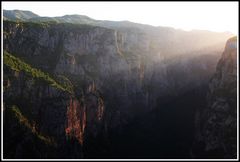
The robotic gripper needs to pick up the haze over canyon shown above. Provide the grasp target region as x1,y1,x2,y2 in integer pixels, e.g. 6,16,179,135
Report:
2,9,238,159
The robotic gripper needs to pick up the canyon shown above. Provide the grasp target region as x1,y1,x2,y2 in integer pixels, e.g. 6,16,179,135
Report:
3,10,237,159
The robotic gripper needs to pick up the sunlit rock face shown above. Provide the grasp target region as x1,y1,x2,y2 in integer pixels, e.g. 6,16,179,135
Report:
65,94,104,144
193,36,237,158
65,98,87,144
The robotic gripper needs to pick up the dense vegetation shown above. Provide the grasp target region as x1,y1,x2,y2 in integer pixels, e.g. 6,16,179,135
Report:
3,51,73,94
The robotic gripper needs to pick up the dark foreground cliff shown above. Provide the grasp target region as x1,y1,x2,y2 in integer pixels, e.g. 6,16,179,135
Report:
3,17,237,159
192,36,237,158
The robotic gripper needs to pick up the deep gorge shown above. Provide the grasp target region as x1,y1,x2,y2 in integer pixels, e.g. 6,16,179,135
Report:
3,10,237,159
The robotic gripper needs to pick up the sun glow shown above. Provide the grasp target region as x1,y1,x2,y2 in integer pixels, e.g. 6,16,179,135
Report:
2,1,238,34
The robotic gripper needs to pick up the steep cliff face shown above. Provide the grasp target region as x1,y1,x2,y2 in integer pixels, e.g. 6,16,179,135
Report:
193,36,237,158
65,86,105,145
3,20,227,119
3,19,235,158
3,51,104,158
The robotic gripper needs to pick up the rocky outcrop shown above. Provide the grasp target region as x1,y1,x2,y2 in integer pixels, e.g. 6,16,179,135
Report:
193,36,237,158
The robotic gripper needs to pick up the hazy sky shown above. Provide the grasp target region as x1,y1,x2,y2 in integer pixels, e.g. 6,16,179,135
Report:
2,1,238,34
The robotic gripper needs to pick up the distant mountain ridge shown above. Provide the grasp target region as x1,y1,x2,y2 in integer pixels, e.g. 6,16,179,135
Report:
3,9,234,59
3,9,39,21
3,9,234,35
